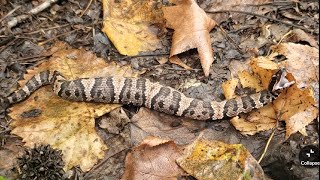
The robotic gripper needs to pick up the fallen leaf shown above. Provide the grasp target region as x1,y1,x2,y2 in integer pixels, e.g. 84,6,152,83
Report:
287,29,318,48
169,55,192,70
130,107,205,145
221,78,238,99
163,0,216,76
230,104,277,135
227,45,318,137
250,55,278,89
273,85,318,139
9,42,141,171
0,138,24,175
177,139,265,179
238,70,263,92
102,0,165,55
121,136,183,180
273,43,319,89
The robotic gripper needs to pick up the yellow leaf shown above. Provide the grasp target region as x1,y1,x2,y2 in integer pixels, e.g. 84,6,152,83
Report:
238,70,263,92
230,104,277,135
221,78,238,99
177,139,265,179
102,0,164,55
250,57,275,89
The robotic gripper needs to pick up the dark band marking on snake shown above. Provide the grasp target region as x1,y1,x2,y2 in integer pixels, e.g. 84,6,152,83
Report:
0,68,294,121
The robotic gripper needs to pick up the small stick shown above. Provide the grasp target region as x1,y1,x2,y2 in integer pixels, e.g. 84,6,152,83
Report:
206,10,318,34
80,0,93,18
0,5,21,23
258,128,276,163
0,0,59,33
216,24,243,54
38,29,78,45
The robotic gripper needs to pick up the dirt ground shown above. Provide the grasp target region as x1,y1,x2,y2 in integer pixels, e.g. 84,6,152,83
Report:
0,0,319,179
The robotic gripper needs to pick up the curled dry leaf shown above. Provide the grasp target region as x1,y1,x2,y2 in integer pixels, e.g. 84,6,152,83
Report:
9,42,141,171
102,0,165,55
177,139,265,179
121,136,183,180
163,0,216,76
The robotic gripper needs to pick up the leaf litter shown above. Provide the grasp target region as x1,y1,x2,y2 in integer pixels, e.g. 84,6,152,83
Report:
0,0,318,179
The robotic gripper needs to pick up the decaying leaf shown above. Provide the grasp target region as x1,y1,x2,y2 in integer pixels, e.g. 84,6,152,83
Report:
9,42,141,171
163,0,216,76
102,0,165,55
121,136,183,180
176,139,265,179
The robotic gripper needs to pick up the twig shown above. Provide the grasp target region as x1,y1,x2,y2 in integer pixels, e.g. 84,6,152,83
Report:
258,128,276,163
267,30,293,55
79,0,93,18
206,10,318,35
38,29,78,45
24,24,71,35
0,0,59,33
216,24,244,54
0,5,21,23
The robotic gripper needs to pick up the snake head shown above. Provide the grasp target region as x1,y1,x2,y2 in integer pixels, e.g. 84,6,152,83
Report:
268,68,295,92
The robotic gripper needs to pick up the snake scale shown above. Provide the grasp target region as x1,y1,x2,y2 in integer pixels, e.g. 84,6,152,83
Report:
0,68,294,120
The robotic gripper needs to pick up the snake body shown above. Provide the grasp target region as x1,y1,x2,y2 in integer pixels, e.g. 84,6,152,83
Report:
0,69,293,120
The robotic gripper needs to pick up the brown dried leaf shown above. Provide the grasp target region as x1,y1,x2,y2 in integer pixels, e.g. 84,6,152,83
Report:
250,55,278,89
177,139,265,179
0,139,24,173
274,43,319,89
163,0,216,76
102,0,165,55
287,29,318,48
130,107,203,145
273,85,318,139
121,137,183,180
9,42,141,171
230,104,277,135
169,56,192,70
